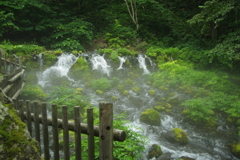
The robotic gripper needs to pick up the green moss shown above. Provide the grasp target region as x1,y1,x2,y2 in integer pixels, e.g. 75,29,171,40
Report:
0,103,40,159
147,144,163,159
172,128,188,144
132,86,140,93
148,90,156,96
122,90,129,96
68,57,90,80
154,105,165,112
96,90,103,95
231,142,240,158
112,96,118,101
140,108,161,126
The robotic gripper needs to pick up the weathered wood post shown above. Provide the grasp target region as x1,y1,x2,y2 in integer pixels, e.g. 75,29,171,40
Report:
62,105,70,160
33,101,41,149
26,100,32,136
87,108,94,160
99,101,113,160
74,106,81,160
52,104,59,160
42,102,50,160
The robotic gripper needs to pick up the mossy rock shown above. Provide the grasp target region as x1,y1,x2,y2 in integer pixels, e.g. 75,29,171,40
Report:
124,78,136,87
96,90,103,95
230,142,240,158
148,90,156,96
132,86,140,93
117,85,125,92
68,57,90,80
112,96,118,101
147,144,163,159
172,128,188,144
140,108,161,126
26,73,38,85
159,86,169,91
75,88,83,95
22,84,47,100
0,100,41,160
122,90,129,96
154,105,165,112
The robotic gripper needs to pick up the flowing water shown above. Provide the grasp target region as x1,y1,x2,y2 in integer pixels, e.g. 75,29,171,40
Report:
33,52,239,160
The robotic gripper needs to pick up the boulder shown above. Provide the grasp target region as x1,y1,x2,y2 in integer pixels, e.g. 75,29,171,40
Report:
0,95,41,160
147,144,163,159
140,108,161,126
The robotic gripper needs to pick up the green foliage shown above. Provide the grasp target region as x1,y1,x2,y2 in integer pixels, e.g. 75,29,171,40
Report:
105,19,138,48
73,111,148,159
22,84,47,100
91,78,111,91
181,98,215,123
49,86,91,118
150,61,237,94
50,19,93,51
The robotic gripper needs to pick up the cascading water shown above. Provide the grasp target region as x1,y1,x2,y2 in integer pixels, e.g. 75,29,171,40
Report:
37,53,78,87
138,54,150,75
117,56,126,70
32,52,239,160
90,54,112,76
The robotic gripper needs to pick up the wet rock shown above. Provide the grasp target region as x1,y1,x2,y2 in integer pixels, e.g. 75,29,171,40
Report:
140,108,161,126
147,144,163,159
0,94,41,160
230,142,240,158
165,128,188,144
156,152,171,160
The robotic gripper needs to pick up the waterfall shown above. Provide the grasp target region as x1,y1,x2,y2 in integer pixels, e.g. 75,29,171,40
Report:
90,54,111,76
138,54,150,74
38,53,78,87
117,56,126,70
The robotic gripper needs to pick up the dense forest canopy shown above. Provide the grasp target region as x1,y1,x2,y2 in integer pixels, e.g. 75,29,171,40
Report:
0,0,240,71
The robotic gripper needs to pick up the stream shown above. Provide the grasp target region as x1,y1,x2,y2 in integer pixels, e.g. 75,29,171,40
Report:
29,52,239,160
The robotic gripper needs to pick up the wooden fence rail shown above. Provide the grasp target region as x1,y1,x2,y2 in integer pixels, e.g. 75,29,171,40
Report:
15,100,126,160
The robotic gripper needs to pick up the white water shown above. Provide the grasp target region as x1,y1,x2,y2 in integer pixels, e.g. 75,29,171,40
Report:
90,54,112,76
117,56,126,70
138,54,150,75
35,53,239,160
37,53,78,87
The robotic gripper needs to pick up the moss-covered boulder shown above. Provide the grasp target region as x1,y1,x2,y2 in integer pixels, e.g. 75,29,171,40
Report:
96,90,103,95
140,108,161,126
147,144,163,159
0,95,41,160
68,57,90,80
171,128,188,144
22,84,47,100
148,90,156,96
230,142,240,158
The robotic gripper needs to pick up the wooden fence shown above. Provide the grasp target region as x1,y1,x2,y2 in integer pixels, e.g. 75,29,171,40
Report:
0,56,25,101
15,100,126,160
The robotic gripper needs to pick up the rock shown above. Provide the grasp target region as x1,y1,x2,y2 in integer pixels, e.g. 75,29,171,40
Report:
156,152,171,160
230,142,240,158
140,108,161,126
0,94,41,160
147,144,163,159
165,128,188,144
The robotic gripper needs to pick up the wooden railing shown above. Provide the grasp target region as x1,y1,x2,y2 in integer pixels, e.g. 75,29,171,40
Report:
15,100,126,160
0,56,25,101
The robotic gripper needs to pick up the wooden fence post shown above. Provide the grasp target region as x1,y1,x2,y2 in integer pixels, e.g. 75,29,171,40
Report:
87,108,94,160
74,106,81,160
52,104,59,160
42,102,50,160
99,101,113,160
26,100,32,136
33,101,41,150
62,105,70,160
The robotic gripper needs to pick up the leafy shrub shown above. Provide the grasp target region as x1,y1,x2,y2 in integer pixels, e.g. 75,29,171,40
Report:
91,78,111,91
